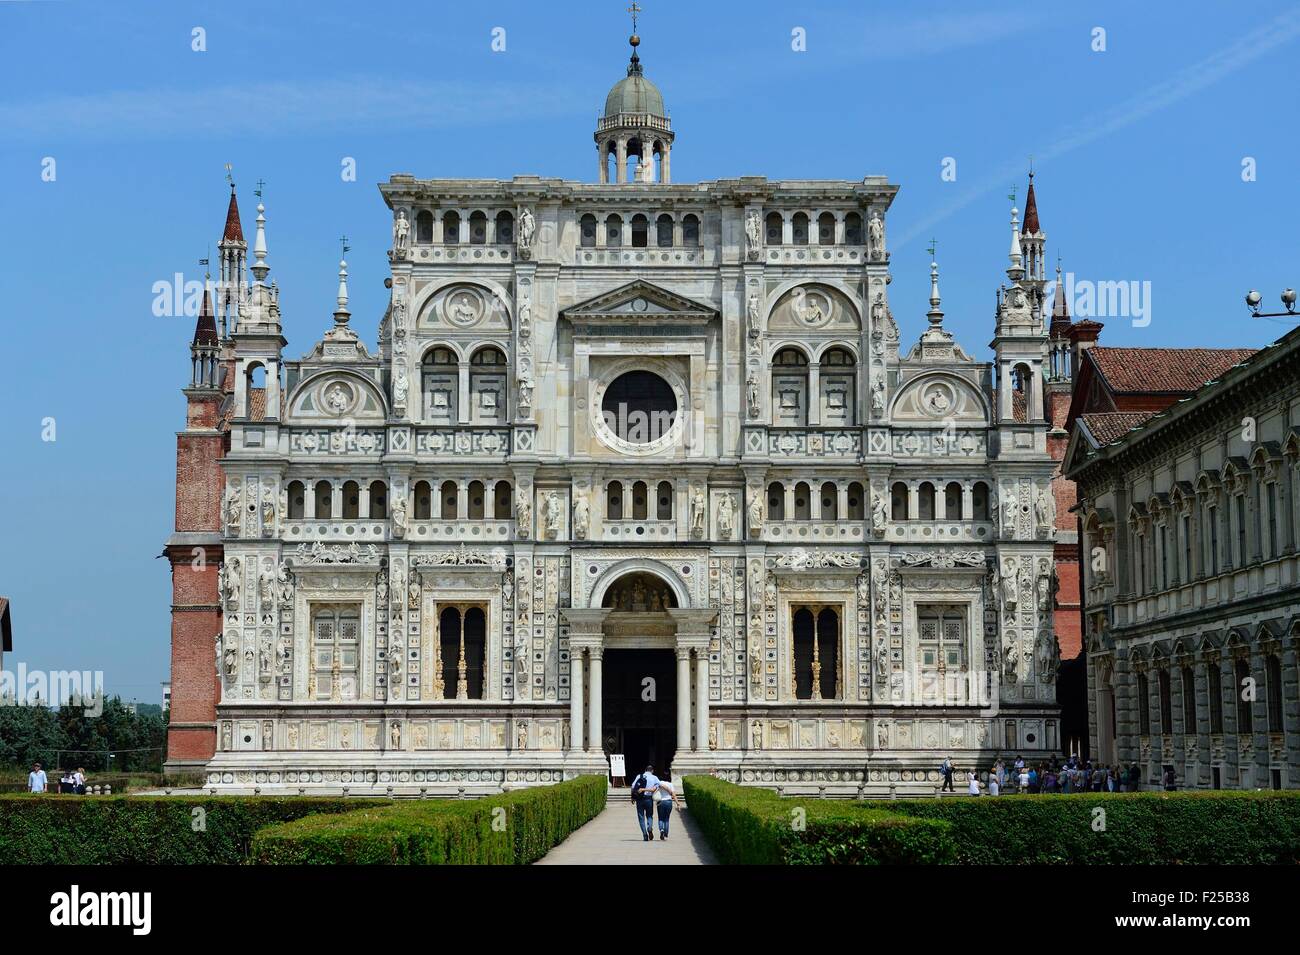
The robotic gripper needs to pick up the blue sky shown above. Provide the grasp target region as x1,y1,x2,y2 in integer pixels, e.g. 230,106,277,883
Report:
1,0,1298,701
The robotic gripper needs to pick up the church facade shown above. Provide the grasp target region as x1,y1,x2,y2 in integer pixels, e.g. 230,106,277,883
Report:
166,33,1061,795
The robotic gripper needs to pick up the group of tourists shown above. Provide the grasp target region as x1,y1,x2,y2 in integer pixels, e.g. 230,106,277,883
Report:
629,765,678,841
942,755,1156,795
25,761,89,795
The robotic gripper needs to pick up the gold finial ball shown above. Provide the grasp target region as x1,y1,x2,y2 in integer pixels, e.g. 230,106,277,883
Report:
629,34,640,46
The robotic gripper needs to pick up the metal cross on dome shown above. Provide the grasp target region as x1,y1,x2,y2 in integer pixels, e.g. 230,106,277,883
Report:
628,2,641,31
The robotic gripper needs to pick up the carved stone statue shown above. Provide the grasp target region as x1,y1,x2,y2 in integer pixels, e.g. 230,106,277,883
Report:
1000,487,1017,533
517,207,536,258
516,719,529,750
747,490,763,538
573,489,590,540
875,643,889,684
999,558,1018,609
543,491,563,539
393,365,408,409
515,488,532,538
871,378,886,414
870,492,888,534
749,651,762,690
867,210,885,260
518,301,532,339
690,486,706,539
877,720,890,748
1036,632,1058,681
1003,639,1019,683
746,292,761,338
408,578,421,610
391,494,408,539
390,721,402,749
224,483,242,533
258,571,274,607
746,373,761,419
1035,485,1055,531
517,372,534,416
393,210,409,253
261,483,275,531
717,492,735,540
744,210,762,259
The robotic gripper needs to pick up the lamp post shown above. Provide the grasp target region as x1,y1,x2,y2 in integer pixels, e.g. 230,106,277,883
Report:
1244,287,1297,318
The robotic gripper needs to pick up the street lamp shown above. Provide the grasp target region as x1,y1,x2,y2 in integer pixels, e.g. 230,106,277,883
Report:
1245,287,1297,318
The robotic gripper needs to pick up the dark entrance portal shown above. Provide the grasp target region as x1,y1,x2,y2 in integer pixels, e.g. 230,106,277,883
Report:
602,648,676,778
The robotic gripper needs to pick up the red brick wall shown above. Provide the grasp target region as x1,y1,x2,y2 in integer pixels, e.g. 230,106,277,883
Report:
174,431,224,533
1051,554,1082,660
166,555,221,764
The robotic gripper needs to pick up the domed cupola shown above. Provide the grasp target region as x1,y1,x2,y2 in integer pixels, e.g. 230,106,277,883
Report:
595,10,673,183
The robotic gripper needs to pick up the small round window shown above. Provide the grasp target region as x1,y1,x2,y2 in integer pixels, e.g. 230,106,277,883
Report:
600,371,677,446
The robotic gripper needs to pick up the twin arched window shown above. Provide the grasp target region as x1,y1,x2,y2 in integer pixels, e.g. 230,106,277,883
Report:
422,344,508,424
770,346,856,427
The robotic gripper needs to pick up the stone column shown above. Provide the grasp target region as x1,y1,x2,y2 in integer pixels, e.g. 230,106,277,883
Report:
695,650,709,751
597,144,606,184
570,649,585,752
588,647,603,753
676,647,691,753
667,609,718,755
616,139,628,184
457,362,471,424
662,144,671,183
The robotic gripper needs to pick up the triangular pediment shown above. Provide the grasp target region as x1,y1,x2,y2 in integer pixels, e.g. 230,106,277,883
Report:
562,280,716,324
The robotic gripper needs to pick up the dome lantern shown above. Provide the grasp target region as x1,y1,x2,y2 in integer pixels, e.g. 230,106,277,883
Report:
595,9,673,184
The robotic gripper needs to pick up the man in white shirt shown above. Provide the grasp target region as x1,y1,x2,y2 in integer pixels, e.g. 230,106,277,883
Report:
631,765,660,843
28,762,47,794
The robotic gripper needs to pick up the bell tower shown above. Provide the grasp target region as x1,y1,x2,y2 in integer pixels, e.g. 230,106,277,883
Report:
595,5,674,183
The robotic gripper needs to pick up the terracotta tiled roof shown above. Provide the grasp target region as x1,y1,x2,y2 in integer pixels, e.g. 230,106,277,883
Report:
1089,347,1257,395
223,187,244,243
248,387,267,420
1081,412,1156,446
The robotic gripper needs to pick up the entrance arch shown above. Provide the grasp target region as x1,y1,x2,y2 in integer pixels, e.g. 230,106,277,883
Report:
588,558,690,611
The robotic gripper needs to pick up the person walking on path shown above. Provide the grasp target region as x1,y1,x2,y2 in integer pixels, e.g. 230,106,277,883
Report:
27,762,47,794
940,756,955,792
655,777,677,840
630,765,659,842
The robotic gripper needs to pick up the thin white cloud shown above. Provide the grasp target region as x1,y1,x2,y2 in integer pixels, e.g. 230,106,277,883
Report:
0,76,581,141
892,7,1300,250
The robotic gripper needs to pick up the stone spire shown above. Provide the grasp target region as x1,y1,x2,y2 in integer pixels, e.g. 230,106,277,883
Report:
325,257,358,342
217,183,247,340
251,201,269,282
190,273,220,389
1006,201,1024,284
234,200,281,335
926,254,944,330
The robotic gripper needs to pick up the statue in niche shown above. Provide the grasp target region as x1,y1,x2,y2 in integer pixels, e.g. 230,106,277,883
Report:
744,210,762,258
690,486,706,539
867,211,885,260
870,492,888,535
1000,487,1017,533
875,643,889,684
391,288,406,328
543,491,563,539
276,562,293,604
392,209,409,253
286,723,299,750
517,372,534,416
1003,639,1019,683
749,652,762,690
408,578,421,610
326,383,350,414
278,486,287,525
224,483,242,533
516,720,529,750
391,494,408,539
747,490,763,538
877,720,890,748
749,720,763,750
393,366,408,408
746,373,761,419
258,571,274,608
717,492,735,540
747,292,761,338
1036,632,1058,682
515,488,532,538
1035,485,1055,532
450,294,477,326
517,207,536,257
518,301,532,339
871,378,886,414
573,489,590,540
261,483,275,530
998,558,1018,610
376,577,388,606
795,294,825,327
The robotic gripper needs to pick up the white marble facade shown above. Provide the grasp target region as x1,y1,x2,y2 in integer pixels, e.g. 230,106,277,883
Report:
203,59,1059,796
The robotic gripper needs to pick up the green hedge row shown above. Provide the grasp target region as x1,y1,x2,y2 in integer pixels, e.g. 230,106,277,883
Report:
884,790,1300,864
681,775,955,864
0,794,372,864
251,775,607,864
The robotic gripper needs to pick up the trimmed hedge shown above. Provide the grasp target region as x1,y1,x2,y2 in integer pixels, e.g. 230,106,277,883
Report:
0,794,373,864
882,790,1300,864
251,775,607,865
682,775,955,864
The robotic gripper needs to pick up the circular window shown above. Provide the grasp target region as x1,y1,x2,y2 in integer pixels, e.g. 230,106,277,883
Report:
599,371,678,448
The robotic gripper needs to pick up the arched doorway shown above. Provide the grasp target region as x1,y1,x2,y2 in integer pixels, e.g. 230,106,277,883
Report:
600,572,679,776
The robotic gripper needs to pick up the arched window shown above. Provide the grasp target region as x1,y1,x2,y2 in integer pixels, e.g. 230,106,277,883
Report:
632,481,649,521
626,137,644,181
342,481,360,520
467,480,485,520
422,346,458,423
416,210,433,243
765,212,783,245
791,212,809,245
820,482,838,521
682,214,700,246
245,364,266,421
1181,666,1197,735
1011,362,1031,423
495,210,514,244
845,212,863,245
605,214,623,247
819,347,856,426
469,210,488,245
818,212,836,245
792,606,839,700
440,480,458,520
918,482,936,521
846,482,865,521
469,346,507,424
580,214,597,248
891,482,909,521
656,214,673,247
287,481,305,519
314,481,333,519
1235,658,1253,734
656,481,673,520
442,211,460,244
413,481,432,521
1137,672,1151,735
767,481,785,521
494,481,512,520
369,480,387,519
1267,654,1284,733
771,347,809,426
630,214,649,248
462,606,487,699
607,481,624,521
793,482,812,521
1158,669,1172,734
1207,663,1223,733
437,606,485,700
945,482,963,520
972,482,990,522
